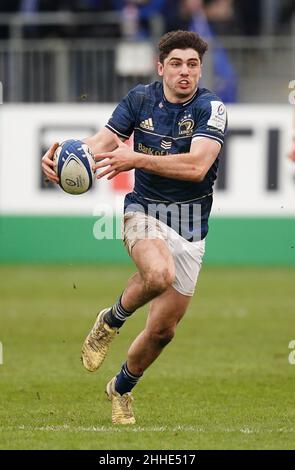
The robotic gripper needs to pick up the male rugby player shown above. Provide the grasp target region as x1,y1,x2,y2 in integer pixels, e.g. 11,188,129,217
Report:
42,30,227,425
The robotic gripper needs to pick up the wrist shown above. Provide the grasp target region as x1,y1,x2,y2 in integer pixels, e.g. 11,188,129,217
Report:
133,153,145,169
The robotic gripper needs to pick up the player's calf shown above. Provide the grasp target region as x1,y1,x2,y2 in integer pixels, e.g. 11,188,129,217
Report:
147,325,176,348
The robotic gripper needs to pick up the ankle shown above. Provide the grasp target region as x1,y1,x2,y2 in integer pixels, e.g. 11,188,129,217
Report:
104,295,136,329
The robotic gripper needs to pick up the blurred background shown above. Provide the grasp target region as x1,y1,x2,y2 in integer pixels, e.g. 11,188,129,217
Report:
1,0,295,103
1,1,295,451
0,0,295,265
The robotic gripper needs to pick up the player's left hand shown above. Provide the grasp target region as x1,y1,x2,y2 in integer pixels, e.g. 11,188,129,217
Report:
94,133,136,180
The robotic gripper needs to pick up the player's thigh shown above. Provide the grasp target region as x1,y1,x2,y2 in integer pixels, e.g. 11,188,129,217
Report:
146,285,192,334
131,238,175,283
123,211,175,280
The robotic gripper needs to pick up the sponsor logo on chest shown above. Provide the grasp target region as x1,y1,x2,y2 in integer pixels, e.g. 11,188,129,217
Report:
140,117,154,131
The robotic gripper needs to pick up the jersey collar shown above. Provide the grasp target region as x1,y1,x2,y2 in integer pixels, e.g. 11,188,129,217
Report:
162,86,199,108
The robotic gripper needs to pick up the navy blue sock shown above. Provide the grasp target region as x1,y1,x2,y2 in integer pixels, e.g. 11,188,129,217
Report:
104,295,134,328
115,362,142,395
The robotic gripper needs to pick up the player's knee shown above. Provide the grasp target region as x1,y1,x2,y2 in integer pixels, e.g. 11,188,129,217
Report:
149,326,175,347
144,267,175,295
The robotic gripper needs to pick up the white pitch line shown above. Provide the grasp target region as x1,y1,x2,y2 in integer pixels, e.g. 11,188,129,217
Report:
1,425,295,434
4,425,202,434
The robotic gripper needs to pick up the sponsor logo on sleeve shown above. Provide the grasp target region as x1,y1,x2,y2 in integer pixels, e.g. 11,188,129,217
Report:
207,101,226,132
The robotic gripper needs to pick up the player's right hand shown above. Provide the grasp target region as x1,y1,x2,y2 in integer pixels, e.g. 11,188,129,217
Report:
41,143,60,183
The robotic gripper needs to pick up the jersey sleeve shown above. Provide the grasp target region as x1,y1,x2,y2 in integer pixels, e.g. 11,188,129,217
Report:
105,86,140,139
192,98,227,147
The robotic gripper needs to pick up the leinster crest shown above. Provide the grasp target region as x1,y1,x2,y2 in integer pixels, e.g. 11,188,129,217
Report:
178,114,194,136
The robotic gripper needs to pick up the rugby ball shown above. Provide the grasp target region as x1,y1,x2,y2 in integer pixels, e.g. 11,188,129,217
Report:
54,139,95,195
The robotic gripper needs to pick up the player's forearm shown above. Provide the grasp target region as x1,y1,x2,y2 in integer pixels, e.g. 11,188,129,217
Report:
83,128,118,154
134,152,204,182
83,135,114,154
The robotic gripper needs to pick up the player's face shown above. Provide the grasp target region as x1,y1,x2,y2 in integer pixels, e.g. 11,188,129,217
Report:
158,48,202,103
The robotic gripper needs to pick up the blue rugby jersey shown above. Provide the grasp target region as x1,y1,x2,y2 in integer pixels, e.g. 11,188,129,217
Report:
106,81,227,241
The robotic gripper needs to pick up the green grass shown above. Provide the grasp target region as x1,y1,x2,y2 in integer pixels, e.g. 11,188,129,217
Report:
0,265,295,450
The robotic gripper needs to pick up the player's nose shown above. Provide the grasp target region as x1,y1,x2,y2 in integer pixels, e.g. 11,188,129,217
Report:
180,64,189,75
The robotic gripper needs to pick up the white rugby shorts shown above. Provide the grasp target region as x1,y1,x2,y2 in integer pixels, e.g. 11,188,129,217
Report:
123,211,205,296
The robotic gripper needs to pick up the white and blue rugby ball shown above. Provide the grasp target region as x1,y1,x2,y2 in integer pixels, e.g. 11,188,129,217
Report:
54,139,95,195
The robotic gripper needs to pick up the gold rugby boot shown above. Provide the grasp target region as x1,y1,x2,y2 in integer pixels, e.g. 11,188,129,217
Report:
81,308,118,372
105,377,136,425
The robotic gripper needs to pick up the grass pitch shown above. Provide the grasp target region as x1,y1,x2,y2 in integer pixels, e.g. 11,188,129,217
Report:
0,265,295,450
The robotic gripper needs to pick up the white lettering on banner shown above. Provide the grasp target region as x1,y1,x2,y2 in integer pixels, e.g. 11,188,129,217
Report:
0,342,3,365
0,105,294,216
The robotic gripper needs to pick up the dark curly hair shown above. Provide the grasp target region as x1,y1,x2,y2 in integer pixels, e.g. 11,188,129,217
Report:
158,30,208,64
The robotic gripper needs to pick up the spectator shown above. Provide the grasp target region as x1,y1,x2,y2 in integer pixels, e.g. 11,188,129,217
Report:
0,0,20,39
69,0,121,38
164,0,201,32
203,0,238,36
234,0,262,36
114,0,166,38
164,0,238,102
19,0,121,39
20,0,71,38
279,0,295,34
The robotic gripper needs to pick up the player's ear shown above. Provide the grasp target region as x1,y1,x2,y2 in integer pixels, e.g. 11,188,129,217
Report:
157,61,164,77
